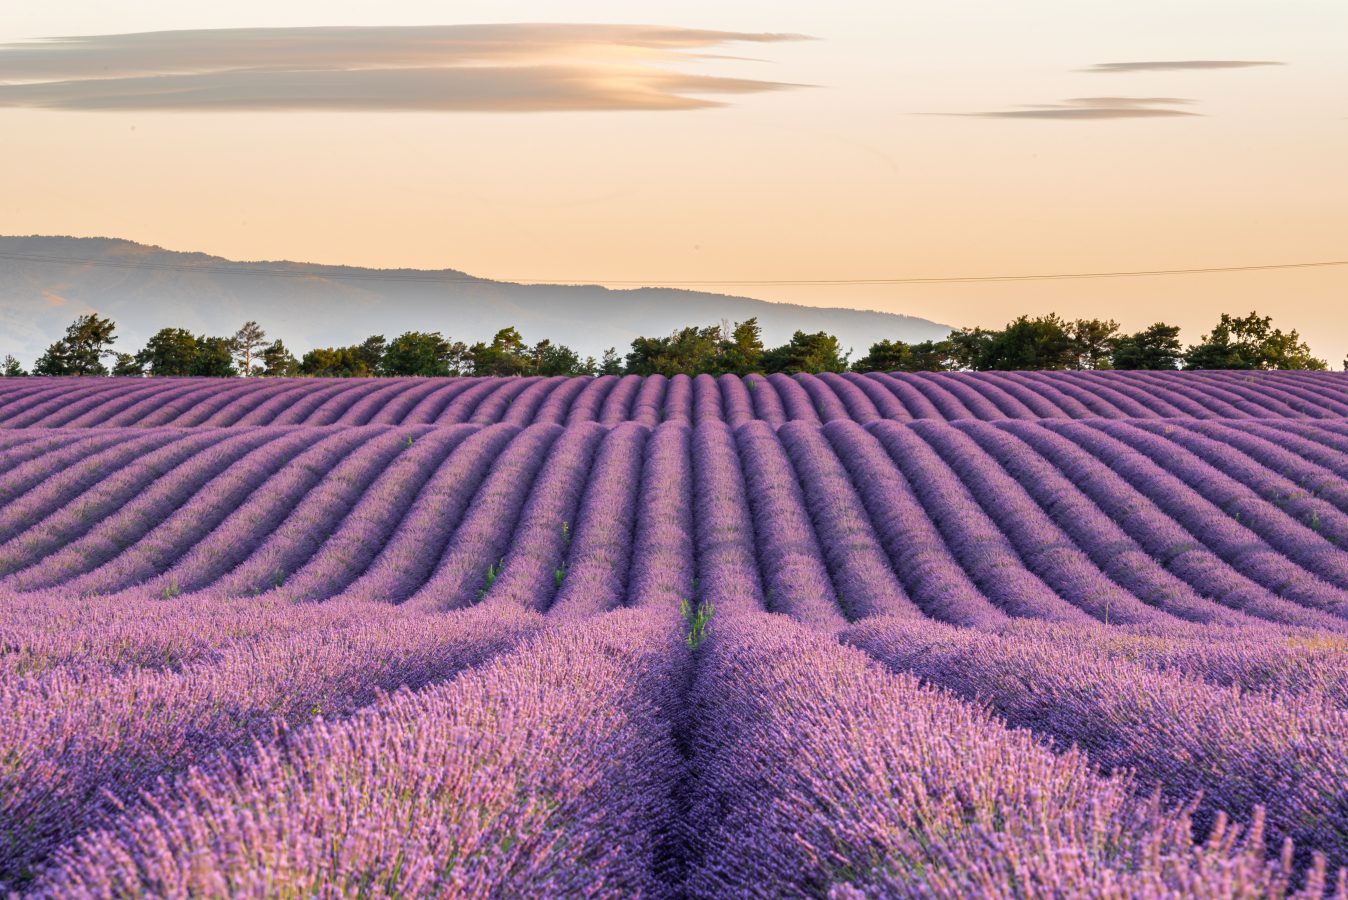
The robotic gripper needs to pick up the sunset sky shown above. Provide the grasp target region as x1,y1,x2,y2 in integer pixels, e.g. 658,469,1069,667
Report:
2,1,1346,362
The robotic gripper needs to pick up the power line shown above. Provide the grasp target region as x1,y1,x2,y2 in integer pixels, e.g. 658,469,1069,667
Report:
0,249,1345,287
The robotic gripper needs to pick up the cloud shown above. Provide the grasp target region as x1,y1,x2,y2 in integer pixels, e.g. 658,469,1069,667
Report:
1084,60,1282,73
957,97,1199,119
0,24,808,112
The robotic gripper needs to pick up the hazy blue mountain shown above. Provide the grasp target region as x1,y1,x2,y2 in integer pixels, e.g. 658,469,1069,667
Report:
0,236,952,364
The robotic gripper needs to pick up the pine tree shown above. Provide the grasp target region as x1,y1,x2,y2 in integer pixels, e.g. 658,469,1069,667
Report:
230,321,269,375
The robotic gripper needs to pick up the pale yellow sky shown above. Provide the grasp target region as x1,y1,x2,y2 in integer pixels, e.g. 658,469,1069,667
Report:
2,2,1346,362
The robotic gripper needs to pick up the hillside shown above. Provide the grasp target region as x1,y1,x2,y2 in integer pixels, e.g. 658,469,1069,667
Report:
0,236,952,363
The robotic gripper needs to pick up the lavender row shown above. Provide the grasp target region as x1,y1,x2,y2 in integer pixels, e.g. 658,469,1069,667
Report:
993,619,1348,707
1091,421,1348,589
909,420,1174,625
0,601,545,887
1,429,283,591
131,426,399,598
845,614,1348,873
0,424,586,606
247,427,478,603
689,422,766,615
7,371,1348,427
684,610,1329,897
0,591,382,678
190,428,422,598
955,422,1265,626
10,602,1347,896
868,420,1093,623
1042,421,1348,618
734,421,848,628
31,607,683,899
776,421,923,620
0,430,204,552
821,421,1009,626
547,422,648,618
51,428,345,596
475,422,606,611
334,424,520,603
401,424,565,610
624,422,696,610
982,421,1348,630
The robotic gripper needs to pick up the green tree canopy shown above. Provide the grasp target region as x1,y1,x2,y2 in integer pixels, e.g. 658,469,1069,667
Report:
597,348,624,376
906,340,955,372
851,338,955,373
625,319,764,376
193,336,237,377
529,339,591,377
300,346,370,377
382,331,467,377
355,335,388,374
230,321,268,375
851,339,914,373
1112,323,1183,370
625,326,720,376
945,328,994,371
298,335,394,377
761,330,848,375
111,353,144,376
1071,319,1121,370
719,319,765,375
469,327,531,377
1,354,27,377
977,314,1079,371
31,344,68,376
260,340,299,376
1183,312,1327,371
134,328,235,376
33,314,118,376
15,310,1335,379
136,328,200,376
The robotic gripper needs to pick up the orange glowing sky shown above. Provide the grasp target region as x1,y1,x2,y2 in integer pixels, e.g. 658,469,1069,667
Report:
2,2,1346,362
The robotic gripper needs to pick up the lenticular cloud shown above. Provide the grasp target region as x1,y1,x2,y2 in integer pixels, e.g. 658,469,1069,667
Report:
0,24,807,112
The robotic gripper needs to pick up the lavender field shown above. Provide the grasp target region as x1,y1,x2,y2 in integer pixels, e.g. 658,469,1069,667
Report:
4,372,1348,897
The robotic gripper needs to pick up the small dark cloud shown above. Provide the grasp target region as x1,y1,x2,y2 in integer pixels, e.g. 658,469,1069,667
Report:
0,24,809,113
956,97,1199,119
981,109,1195,119
1084,60,1283,73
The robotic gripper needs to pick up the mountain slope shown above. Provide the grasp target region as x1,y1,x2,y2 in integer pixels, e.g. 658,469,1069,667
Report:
0,236,951,364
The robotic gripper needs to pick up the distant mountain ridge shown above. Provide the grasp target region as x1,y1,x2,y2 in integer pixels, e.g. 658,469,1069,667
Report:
0,236,953,364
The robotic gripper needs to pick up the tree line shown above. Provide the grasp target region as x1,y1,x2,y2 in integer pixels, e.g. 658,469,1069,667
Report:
4,320,615,379
1,310,1332,378
852,313,1328,373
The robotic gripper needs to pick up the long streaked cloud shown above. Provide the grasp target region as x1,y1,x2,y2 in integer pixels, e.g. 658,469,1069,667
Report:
0,24,808,112
957,97,1199,119
1084,60,1283,73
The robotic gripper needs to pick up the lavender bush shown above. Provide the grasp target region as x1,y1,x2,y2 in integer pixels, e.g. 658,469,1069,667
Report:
31,608,683,899
686,610,1330,897
846,615,1348,873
